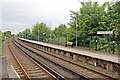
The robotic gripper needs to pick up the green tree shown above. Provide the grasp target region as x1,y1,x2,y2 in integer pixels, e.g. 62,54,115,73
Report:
3,31,12,38
0,31,4,41
52,24,68,44
32,22,51,41
69,1,108,36
17,32,22,38
54,24,67,37
108,1,120,36
107,1,120,53
21,28,31,39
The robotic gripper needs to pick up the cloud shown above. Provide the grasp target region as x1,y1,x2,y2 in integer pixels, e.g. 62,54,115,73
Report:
0,0,115,34
2,21,32,34
1,0,81,34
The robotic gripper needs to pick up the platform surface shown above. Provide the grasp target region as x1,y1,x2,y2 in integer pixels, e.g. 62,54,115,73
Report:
0,57,2,80
19,38,120,64
0,56,19,79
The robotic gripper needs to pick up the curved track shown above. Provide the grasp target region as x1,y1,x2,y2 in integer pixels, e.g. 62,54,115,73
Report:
16,38,116,80
7,38,65,79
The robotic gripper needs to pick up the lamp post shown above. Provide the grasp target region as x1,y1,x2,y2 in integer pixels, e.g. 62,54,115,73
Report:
25,34,26,39
66,27,68,44
43,32,45,42
38,28,39,41
49,22,52,43
75,14,79,47
75,17,78,47
70,12,79,47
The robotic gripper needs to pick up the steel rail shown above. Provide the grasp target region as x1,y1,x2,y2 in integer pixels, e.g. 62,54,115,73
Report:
16,39,117,80
8,40,31,80
13,39,68,80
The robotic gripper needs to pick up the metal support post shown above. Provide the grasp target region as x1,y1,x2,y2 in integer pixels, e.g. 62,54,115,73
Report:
113,30,115,54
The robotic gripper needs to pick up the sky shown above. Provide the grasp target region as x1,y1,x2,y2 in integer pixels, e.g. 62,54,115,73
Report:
0,0,113,34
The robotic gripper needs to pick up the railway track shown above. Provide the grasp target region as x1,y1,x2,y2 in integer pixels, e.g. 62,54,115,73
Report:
15,38,116,80
14,40,88,80
7,38,65,80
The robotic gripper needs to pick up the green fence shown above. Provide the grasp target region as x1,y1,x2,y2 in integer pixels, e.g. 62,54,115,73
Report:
23,35,120,54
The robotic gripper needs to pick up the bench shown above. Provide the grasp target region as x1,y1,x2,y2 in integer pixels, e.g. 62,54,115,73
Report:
65,41,73,47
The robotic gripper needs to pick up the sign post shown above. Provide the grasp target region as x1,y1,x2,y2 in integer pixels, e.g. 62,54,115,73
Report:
113,31,115,54
96,34,97,51
97,31,114,54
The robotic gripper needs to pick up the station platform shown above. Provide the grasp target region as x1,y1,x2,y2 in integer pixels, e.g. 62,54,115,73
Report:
0,56,19,79
19,38,120,64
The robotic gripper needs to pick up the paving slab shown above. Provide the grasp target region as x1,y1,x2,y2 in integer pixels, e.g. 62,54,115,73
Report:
20,38,120,64
2,57,9,78
0,57,2,80
0,56,20,79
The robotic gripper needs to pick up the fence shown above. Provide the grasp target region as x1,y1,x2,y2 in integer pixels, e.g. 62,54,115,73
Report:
23,35,120,54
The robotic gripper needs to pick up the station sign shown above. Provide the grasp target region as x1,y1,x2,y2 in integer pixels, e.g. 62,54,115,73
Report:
97,31,113,34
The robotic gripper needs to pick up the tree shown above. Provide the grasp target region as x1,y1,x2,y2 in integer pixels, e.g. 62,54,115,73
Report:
68,1,114,48
53,24,67,37
69,1,108,36
17,1,119,52
3,31,12,37
17,32,22,38
107,1,120,53
22,28,31,39
32,22,51,41
108,1,120,36
0,31,4,41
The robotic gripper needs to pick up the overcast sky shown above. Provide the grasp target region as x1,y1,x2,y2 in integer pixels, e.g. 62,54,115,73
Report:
0,0,112,34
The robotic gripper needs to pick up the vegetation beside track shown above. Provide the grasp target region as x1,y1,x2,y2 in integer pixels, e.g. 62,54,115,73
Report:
0,41,2,56
18,1,120,54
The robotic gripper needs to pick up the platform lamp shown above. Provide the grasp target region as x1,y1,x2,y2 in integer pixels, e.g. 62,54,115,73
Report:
75,17,78,47
70,11,79,47
50,22,51,40
38,28,39,41
43,33,46,42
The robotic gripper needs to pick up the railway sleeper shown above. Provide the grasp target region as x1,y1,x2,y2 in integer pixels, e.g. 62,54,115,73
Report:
15,39,117,79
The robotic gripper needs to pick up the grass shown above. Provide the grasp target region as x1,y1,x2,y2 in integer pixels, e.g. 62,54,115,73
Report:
0,48,2,56
0,40,3,56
